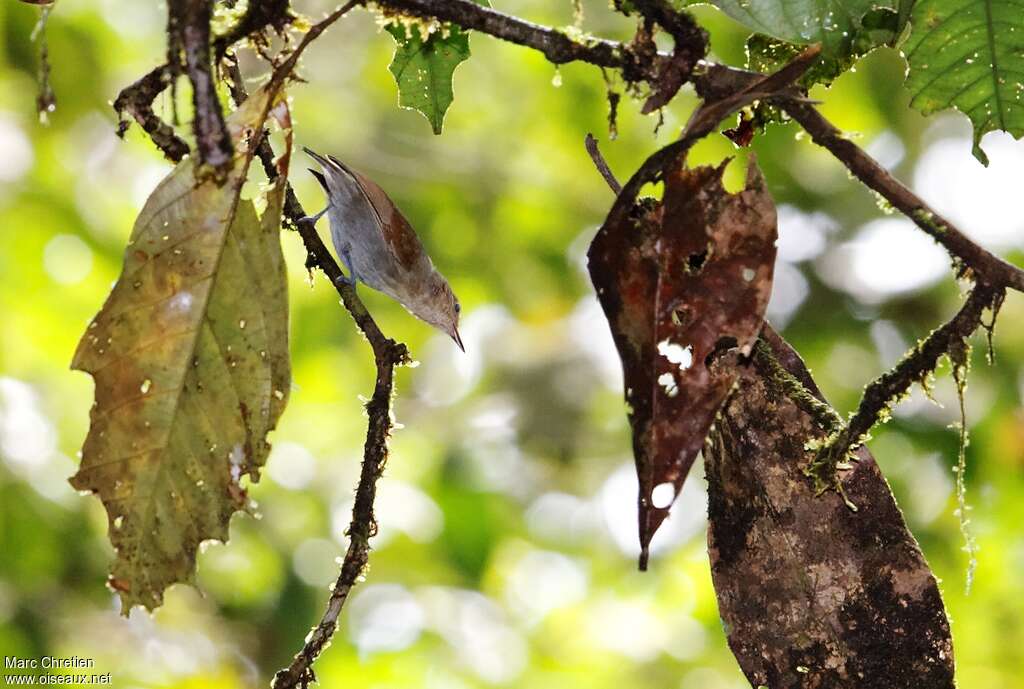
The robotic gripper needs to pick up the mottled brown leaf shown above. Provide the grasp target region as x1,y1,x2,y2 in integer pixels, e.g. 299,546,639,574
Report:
69,86,292,612
587,159,777,566
705,327,955,689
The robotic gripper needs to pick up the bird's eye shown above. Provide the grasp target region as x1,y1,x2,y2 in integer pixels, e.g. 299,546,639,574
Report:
454,302,461,313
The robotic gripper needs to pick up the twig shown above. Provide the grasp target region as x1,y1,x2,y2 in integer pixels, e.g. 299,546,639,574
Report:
629,0,707,112
222,13,408,685
113,63,189,162
781,100,1024,293
809,284,1004,488
584,134,622,194
603,44,821,232
373,0,655,81
692,62,1024,295
168,0,233,171
31,2,56,122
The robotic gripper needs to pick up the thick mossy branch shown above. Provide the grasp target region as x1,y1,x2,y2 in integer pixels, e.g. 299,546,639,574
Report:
807,284,1005,494
751,338,844,434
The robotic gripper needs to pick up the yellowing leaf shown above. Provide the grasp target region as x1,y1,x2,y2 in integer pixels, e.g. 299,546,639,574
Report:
69,86,292,612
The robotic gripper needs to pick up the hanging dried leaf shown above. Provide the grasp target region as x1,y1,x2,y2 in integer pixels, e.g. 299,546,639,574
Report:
69,85,292,612
705,327,955,688
588,158,777,566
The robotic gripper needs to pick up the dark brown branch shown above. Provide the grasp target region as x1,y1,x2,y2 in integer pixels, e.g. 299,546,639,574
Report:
214,0,294,59
629,0,707,112
222,8,408,686
810,284,1005,489
374,0,653,80
168,0,233,171
691,63,1024,295
584,133,622,194
604,44,821,233
113,64,189,162
781,100,1024,293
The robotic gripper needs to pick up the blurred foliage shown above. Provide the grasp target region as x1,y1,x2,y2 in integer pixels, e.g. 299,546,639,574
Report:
1,0,1023,687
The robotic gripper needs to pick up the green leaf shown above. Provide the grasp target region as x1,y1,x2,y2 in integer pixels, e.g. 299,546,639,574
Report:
69,86,292,612
903,0,1024,164
387,23,471,134
708,0,896,54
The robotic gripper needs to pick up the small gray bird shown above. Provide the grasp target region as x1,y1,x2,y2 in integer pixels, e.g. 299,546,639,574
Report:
302,147,464,351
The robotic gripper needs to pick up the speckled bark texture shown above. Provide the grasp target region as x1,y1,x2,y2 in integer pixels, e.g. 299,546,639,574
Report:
705,327,954,689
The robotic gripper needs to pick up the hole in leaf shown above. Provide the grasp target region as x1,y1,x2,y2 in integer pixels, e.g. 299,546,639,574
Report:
686,249,708,274
705,336,739,367
651,482,676,509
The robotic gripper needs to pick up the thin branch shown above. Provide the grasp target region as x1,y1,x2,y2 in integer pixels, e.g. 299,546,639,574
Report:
781,100,1024,293
368,0,1024,297
374,0,654,80
810,283,1005,488
214,0,294,59
693,63,1024,294
222,12,409,685
113,63,189,162
584,133,622,194
168,0,234,171
31,2,56,122
603,44,821,233
629,0,707,113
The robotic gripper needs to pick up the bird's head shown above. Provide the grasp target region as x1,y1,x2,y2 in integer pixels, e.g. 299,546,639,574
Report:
409,274,464,351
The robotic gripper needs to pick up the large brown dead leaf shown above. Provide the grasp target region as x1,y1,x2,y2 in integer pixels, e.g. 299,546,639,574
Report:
705,326,955,688
588,159,777,566
69,86,292,612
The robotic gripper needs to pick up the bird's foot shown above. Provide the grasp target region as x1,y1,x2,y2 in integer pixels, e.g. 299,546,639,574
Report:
333,272,357,287
298,207,328,226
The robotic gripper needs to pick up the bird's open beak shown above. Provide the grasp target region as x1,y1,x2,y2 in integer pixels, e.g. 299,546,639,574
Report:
451,327,465,352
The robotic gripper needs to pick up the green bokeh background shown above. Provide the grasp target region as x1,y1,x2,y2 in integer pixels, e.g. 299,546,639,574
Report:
1,1,1023,687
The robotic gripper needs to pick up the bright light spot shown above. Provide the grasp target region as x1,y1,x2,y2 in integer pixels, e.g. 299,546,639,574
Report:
766,261,808,329
266,442,317,490
915,124,1024,249
348,584,425,655
816,218,948,303
569,296,623,391
599,463,707,562
651,482,675,509
0,378,57,469
43,234,93,285
525,492,598,544
168,292,194,312
292,538,342,587
657,372,679,397
866,130,906,170
504,548,588,625
332,479,443,547
0,114,33,182
418,587,527,683
586,596,667,661
776,205,834,263
657,340,693,370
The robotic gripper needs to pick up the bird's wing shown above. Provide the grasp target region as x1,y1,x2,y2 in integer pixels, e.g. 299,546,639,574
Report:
326,155,424,272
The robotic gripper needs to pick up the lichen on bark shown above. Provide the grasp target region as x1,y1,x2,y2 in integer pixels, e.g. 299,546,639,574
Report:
704,326,955,689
